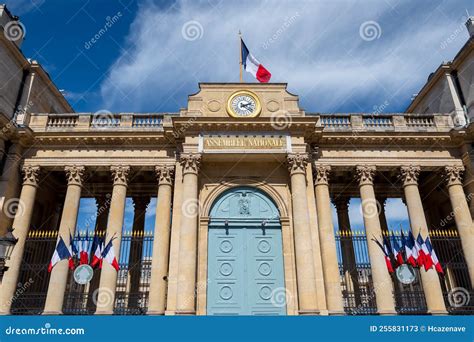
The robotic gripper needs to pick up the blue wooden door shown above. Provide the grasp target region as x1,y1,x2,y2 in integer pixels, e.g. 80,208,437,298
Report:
207,187,286,315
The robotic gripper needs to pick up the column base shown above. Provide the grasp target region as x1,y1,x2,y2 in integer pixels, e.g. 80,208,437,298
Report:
377,310,397,315
298,309,320,315
94,310,114,315
428,309,448,315
164,310,176,315
0,311,11,316
328,310,346,316
147,310,165,315
42,310,63,315
174,310,196,315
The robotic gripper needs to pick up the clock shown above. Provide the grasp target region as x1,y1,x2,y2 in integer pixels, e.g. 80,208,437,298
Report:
226,90,261,118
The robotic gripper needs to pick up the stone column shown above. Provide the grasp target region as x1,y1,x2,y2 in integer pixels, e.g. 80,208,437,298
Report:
460,144,474,218
176,153,201,314
0,144,23,236
95,166,130,314
43,166,85,314
313,165,344,314
128,196,150,309
286,153,318,314
377,197,390,233
333,196,360,302
355,165,396,314
0,165,40,314
148,165,174,314
443,166,474,285
400,166,447,314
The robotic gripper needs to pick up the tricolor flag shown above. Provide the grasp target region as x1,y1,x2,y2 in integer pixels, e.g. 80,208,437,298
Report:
90,235,104,269
425,237,443,274
390,232,403,266
416,233,426,267
68,233,78,270
241,38,271,83
402,230,417,267
408,231,419,266
372,236,394,273
78,236,89,265
48,236,71,273
102,238,119,271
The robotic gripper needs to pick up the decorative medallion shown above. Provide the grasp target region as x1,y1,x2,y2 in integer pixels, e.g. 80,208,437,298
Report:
266,100,280,112
73,264,94,285
219,286,233,300
219,239,233,253
238,193,251,216
396,264,416,285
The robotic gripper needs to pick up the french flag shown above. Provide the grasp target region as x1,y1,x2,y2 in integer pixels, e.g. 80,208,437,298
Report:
102,238,119,271
425,237,443,274
372,236,394,273
416,233,426,267
68,233,78,270
402,231,417,267
241,39,271,83
90,235,104,269
48,236,71,273
78,236,89,265
408,231,419,266
390,232,403,266
421,235,434,271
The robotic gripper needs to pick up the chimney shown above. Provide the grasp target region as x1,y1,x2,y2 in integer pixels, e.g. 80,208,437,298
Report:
466,16,474,37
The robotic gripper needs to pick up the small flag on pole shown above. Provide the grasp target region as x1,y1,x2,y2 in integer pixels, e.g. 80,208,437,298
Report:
90,235,104,269
48,236,71,273
390,232,404,266
102,238,119,271
372,235,394,273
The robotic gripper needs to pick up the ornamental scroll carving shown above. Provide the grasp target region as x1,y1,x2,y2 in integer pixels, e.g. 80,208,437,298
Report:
155,165,175,185
180,153,201,175
355,165,376,185
22,165,40,186
400,165,420,186
111,165,130,186
314,165,331,185
443,165,464,187
65,165,86,186
287,153,308,175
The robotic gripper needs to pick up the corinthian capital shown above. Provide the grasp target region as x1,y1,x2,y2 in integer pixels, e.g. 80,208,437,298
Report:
355,165,376,186
155,165,175,185
111,165,130,186
443,165,464,187
314,165,331,185
65,165,86,186
180,153,201,175
400,165,420,186
287,153,308,175
22,165,40,186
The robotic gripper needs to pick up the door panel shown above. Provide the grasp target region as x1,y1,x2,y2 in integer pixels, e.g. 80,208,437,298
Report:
207,226,286,315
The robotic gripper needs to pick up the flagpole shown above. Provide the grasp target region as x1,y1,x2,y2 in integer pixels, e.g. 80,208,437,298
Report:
239,30,243,83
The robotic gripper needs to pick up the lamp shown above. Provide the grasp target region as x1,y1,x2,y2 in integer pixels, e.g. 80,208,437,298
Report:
0,228,18,279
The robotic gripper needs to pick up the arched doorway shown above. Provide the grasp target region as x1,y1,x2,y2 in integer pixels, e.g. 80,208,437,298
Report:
207,186,286,315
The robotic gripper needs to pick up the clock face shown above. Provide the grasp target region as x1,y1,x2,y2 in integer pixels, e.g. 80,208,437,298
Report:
227,90,261,118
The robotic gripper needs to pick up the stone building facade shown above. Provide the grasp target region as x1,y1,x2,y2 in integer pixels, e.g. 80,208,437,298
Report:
0,7,472,316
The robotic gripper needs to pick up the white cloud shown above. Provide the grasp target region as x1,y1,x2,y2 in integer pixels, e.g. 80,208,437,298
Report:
100,0,472,113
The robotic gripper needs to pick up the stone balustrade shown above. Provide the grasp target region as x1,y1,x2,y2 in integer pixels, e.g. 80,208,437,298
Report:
28,112,454,133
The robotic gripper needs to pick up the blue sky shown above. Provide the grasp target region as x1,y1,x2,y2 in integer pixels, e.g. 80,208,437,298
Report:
7,0,474,113
6,0,472,238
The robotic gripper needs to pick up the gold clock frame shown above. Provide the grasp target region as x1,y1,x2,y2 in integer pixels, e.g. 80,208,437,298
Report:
226,90,262,118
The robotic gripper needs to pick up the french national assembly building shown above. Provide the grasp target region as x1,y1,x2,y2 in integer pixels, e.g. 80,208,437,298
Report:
0,5,473,317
